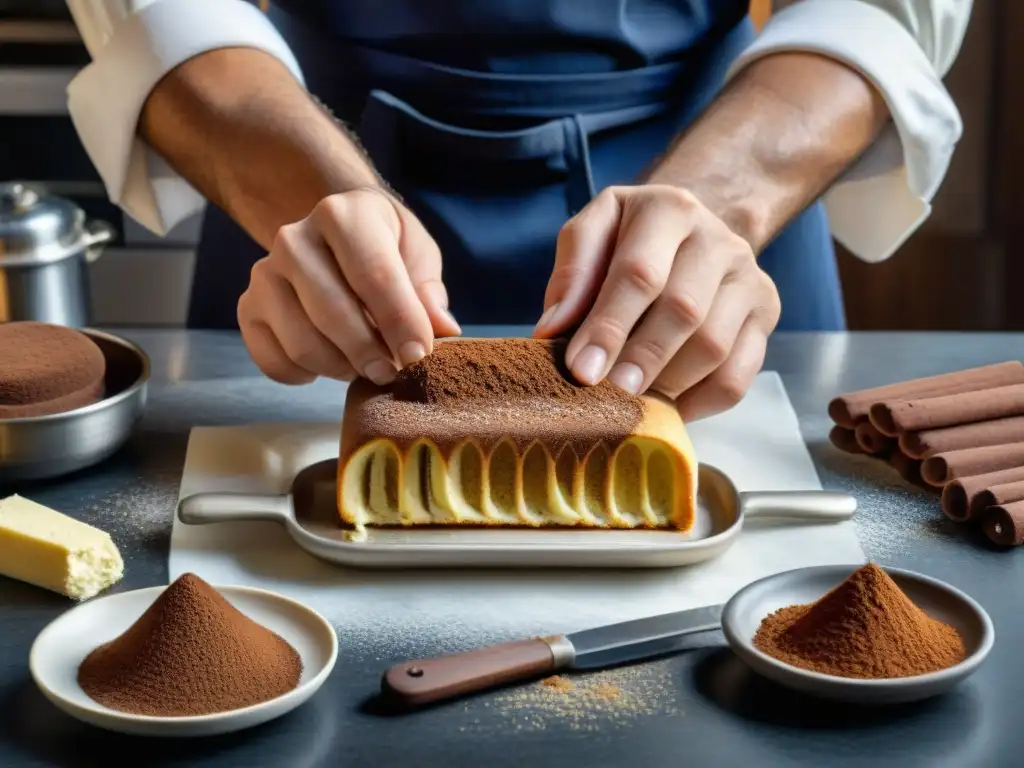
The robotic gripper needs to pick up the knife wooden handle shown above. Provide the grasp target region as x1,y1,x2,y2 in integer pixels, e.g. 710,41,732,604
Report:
381,638,559,708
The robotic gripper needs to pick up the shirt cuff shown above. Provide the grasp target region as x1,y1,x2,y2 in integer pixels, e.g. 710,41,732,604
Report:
66,0,305,236
727,0,963,262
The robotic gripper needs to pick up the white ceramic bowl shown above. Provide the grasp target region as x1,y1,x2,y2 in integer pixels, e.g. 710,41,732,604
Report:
30,584,338,737
722,564,994,705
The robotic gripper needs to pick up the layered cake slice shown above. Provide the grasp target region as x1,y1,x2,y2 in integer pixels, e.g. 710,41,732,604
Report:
337,338,698,537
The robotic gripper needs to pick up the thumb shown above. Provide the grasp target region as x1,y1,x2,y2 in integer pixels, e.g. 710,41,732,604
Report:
396,206,461,339
533,189,621,339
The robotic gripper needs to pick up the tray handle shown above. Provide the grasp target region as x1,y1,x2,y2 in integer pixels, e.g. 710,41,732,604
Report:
177,492,291,525
740,490,856,523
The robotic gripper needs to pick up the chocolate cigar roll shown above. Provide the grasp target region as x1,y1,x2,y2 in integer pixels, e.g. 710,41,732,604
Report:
982,500,1024,546
889,449,928,489
870,383,1024,437
900,415,1024,459
941,466,1024,522
921,442,1024,487
828,361,1024,428
829,425,864,454
854,421,894,455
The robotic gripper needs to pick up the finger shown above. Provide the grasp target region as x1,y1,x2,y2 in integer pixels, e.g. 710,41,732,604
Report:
675,319,767,422
270,225,398,384
253,269,360,381
314,192,435,366
238,289,317,385
396,206,461,338
605,226,732,394
649,279,752,400
533,188,621,339
566,192,698,385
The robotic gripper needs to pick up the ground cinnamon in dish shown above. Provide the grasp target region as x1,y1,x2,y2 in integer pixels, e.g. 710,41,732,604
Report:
78,573,302,716
754,563,966,679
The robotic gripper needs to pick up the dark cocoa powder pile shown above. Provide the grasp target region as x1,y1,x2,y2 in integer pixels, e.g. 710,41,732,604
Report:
357,338,644,454
394,338,636,409
78,573,303,716
0,321,106,417
754,563,966,679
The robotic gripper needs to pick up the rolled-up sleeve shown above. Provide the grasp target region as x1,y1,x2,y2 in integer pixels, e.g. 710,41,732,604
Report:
727,0,973,262
65,0,305,235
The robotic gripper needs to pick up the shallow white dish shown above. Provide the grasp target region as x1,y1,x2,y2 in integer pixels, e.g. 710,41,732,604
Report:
29,584,338,737
722,564,994,705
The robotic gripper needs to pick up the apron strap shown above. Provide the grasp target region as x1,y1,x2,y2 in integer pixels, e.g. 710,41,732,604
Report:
562,115,596,216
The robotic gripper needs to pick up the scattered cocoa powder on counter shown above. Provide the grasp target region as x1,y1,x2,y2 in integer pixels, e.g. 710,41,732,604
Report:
78,573,303,716
462,664,680,734
754,563,966,679
541,675,574,693
590,683,621,701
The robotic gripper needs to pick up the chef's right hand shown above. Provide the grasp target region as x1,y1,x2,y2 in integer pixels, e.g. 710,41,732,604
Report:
238,187,461,385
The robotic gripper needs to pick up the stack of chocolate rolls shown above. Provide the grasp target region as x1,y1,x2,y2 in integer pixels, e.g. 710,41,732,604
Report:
828,361,1024,548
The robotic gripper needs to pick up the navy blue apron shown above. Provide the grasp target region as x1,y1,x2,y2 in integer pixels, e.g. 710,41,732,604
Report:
188,0,846,332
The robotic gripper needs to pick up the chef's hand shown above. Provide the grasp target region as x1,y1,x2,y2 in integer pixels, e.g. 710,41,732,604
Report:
534,185,781,421
238,187,460,385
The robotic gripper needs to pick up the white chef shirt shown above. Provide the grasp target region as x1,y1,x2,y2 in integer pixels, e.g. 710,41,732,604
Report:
65,0,972,263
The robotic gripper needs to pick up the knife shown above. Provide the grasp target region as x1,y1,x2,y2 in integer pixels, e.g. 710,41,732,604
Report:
380,603,724,707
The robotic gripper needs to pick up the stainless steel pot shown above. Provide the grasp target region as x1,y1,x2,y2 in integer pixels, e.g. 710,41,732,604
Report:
0,181,115,327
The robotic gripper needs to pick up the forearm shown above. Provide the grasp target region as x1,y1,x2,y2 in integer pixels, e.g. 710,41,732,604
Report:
139,47,380,249
646,51,891,252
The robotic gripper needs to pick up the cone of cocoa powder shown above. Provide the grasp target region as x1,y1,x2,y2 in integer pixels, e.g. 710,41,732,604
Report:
78,573,303,717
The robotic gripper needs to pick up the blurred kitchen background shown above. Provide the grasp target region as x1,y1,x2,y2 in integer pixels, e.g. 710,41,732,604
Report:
0,1,1014,330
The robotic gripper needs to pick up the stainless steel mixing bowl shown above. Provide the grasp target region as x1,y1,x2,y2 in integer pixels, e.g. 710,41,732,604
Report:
0,328,150,483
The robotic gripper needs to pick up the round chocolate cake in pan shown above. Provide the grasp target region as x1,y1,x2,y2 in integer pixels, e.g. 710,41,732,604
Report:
0,321,106,418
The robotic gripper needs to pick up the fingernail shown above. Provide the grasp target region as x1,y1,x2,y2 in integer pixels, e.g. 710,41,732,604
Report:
608,363,644,394
537,302,561,330
442,308,461,334
398,341,427,367
573,345,607,385
364,359,397,385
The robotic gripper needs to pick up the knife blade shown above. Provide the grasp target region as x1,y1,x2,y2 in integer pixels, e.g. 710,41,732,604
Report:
380,604,724,708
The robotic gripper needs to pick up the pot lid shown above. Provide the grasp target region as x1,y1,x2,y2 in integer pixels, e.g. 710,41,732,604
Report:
0,181,88,265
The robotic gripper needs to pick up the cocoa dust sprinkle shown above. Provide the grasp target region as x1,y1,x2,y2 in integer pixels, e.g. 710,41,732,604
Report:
754,563,966,679
356,338,645,454
460,663,682,734
78,573,303,716
541,675,574,693
394,338,637,409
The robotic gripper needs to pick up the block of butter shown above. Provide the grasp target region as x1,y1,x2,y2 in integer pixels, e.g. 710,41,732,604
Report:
0,494,124,600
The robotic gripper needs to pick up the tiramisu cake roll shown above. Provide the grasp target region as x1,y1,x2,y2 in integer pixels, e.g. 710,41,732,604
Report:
337,338,698,538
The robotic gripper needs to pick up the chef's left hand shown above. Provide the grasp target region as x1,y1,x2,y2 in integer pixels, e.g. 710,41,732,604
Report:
533,185,781,421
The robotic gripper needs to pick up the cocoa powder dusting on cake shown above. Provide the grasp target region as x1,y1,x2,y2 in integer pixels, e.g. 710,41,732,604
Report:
78,573,303,716
394,338,635,408
361,339,645,454
754,563,966,679
0,321,106,417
